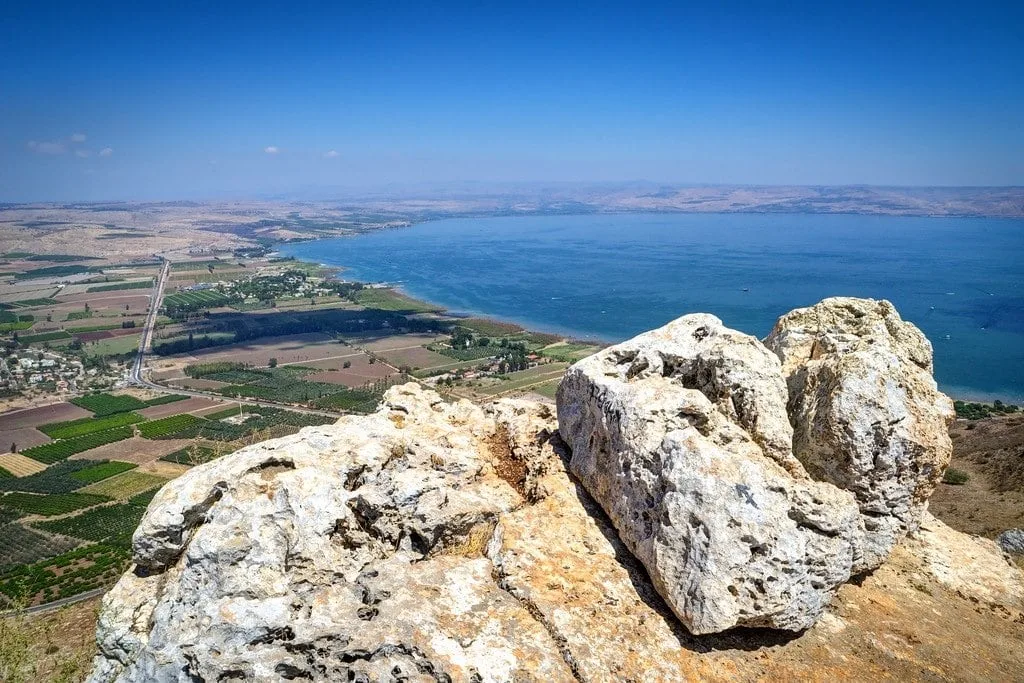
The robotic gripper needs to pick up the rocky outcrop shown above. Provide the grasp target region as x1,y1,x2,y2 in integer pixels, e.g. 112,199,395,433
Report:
764,297,955,567
997,528,1024,555
556,314,866,633
90,300,1022,682
90,386,575,682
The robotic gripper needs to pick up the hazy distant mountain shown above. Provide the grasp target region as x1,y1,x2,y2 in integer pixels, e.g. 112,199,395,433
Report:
267,183,1024,218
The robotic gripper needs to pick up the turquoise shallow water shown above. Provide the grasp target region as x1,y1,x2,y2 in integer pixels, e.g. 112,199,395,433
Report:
283,213,1024,402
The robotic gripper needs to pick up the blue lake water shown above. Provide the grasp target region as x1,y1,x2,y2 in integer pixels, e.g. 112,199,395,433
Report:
283,213,1024,402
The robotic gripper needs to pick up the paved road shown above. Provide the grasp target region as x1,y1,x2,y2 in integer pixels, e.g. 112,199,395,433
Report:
4,587,107,617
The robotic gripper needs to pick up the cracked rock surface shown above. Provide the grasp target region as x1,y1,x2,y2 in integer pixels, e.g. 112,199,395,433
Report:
557,313,867,633
764,297,955,568
90,301,1023,682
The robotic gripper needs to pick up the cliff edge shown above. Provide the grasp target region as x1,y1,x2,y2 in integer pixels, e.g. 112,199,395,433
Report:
89,299,1024,682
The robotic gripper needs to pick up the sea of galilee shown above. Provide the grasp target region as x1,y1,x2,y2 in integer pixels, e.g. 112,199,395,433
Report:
285,212,1024,402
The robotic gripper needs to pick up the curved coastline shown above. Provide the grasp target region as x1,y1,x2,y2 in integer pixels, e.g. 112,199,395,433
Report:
277,213,1024,405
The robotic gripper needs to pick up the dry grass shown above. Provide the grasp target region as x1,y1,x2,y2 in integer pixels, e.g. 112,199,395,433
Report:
1,597,99,683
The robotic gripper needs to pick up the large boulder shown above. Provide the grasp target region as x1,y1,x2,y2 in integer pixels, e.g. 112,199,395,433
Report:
764,297,955,568
89,385,575,682
90,381,1024,682
556,314,867,633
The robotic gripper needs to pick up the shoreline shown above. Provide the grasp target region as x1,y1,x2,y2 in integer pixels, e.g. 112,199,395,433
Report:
270,220,1024,407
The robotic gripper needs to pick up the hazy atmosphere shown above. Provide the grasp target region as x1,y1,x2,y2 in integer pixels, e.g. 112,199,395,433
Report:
3,1,1023,201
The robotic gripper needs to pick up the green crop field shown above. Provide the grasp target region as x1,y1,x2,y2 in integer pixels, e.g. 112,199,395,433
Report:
0,542,132,605
35,500,148,545
37,411,146,439
69,460,137,484
0,492,110,516
18,330,72,344
71,392,149,416
86,280,153,293
128,487,161,507
136,413,205,439
431,343,496,361
143,393,189,406
79,471,168,499
21,426,134,464
0,506,23,525
0,524,79,569
0,460,105,494
8,297,59,307
539,343,602,363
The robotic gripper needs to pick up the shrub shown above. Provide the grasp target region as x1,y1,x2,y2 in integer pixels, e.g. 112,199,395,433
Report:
943,468,970,485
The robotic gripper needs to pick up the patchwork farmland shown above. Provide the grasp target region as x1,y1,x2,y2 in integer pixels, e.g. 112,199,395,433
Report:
0,388,340,606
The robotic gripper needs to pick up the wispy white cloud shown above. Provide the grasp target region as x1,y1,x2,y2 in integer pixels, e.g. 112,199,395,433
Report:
75,149,91,158
99,147,113,157
324,150,339,158
70,132,87,143
27,140,66,155
264,146,280,154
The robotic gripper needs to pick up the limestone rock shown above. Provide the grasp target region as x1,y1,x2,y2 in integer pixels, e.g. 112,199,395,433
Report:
89,377,1024,681
556,314,866,634
764,297,955,568
89,384,574,682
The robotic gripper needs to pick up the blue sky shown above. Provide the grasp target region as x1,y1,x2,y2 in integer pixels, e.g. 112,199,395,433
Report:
2,1,1022,201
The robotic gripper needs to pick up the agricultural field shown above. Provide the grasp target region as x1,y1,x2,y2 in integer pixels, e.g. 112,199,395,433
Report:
79,471,167,500
37,411,145,439
80,333,143,357
139,396,220,419
70,392,148,416
86,279,153,293
0,402,93,430
539,342,602,363
0,524,79,569
21,426,134,464
352,333,448,352
0,426,53,451
471,362,569,397
170,332,342,366
0,542,132,606
0,459,110,494
69,460,137,484
378,346,453,371
0,453,48,476
137,413,205,439
0,492,110,516
68,436,193,465
34,500,149,544
291,353,396,388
